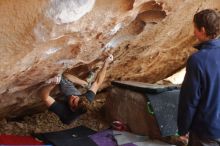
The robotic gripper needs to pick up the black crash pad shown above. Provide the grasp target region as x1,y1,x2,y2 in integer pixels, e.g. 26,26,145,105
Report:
146,90,180,137
112,80,180,93
33,126,97,146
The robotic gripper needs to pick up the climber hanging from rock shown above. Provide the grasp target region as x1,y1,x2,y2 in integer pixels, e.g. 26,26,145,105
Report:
39,54,113,124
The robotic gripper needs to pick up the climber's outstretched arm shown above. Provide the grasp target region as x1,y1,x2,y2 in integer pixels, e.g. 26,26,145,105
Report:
89,55,113,94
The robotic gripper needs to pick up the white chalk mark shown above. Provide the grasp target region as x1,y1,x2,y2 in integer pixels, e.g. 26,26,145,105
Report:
108,23,124,35
46,0,96,24
33,23,50,42
102,35,134,52
45,47,61,55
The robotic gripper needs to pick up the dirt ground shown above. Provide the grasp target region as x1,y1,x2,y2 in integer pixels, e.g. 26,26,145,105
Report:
0,92,110,136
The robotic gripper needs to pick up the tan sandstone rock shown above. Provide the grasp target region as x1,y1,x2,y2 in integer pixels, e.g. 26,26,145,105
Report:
0,0,219,118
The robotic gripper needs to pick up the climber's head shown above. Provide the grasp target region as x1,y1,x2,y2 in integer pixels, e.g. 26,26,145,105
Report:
193,9,220,42
68,95,87,113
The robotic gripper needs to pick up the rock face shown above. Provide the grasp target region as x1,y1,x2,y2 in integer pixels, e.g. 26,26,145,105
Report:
105,87,150,135
0,0,220,118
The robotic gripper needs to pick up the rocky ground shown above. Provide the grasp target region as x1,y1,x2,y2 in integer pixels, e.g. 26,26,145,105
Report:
0,92,110,136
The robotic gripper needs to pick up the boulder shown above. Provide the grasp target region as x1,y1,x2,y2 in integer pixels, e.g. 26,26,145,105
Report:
0,0,219,118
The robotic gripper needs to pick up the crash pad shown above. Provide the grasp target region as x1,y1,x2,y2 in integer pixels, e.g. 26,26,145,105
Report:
111,81,179,93
0,134,44,145
112,131,173,146
89,129,117,146
113,130,148,145
33,125,97,146
146,90,180,137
